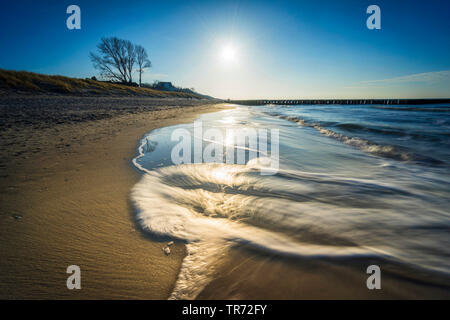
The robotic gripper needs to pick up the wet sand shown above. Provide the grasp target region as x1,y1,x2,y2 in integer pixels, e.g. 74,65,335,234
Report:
198,245,450,299
0,94,227,299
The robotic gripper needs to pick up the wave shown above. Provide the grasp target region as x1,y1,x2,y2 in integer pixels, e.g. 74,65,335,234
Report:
336,123,444,142
274,114,443,164
130,161,398,299
336,123,406,136
372,106,450,112
131,159,449,299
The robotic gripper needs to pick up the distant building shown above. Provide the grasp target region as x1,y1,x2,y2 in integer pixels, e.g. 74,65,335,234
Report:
153,81,177,91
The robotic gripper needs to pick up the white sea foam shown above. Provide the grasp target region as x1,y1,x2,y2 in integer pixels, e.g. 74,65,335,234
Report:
276,115,413,160
130,162,397,299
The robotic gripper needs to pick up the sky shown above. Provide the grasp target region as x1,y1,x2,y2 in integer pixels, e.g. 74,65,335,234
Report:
0,0,449,99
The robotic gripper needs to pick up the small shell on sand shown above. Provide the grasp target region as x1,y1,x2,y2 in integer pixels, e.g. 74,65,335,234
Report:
163,246,171,255
167,241,174,246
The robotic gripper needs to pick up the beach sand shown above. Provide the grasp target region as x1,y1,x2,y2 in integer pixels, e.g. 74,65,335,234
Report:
0,94,228,299
198,245,450,299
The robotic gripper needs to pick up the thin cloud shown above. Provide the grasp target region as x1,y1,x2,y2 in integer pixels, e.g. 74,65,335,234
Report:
361,70,450,85
343,85,385,89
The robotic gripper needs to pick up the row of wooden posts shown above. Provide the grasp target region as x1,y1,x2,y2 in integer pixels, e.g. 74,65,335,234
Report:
228,98,450,105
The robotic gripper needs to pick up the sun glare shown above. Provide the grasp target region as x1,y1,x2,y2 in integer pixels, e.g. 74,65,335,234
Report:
220,44,237,63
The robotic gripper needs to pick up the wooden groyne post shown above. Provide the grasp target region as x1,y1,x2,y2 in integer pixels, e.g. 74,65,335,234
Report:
228,99,450,106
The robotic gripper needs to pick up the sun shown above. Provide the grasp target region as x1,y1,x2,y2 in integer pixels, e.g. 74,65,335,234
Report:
220,44,237,63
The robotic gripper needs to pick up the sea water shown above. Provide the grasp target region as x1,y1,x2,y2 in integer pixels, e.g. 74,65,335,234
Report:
131,104,450,299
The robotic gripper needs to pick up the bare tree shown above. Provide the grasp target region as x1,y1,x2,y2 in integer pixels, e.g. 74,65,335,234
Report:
124,40,136,83
135,45,152,87
90,37,136,83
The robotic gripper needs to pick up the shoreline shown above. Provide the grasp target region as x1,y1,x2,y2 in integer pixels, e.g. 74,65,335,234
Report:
1,95,449,300
0,95,229,299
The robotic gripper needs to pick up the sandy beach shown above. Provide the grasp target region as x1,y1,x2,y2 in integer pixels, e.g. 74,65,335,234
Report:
1,94,449,300
0,94,227,299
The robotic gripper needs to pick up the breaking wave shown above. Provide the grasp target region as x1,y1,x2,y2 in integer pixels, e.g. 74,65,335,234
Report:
131,162,387,299
274,114,443,164
131,161,449,298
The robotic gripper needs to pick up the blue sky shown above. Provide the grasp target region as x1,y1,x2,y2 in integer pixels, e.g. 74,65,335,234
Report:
1,0,449,99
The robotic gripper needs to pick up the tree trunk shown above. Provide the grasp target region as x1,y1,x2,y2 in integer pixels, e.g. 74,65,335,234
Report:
139,69,142,87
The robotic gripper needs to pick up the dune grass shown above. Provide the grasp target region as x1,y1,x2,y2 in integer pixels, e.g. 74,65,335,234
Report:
0,69,203,98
